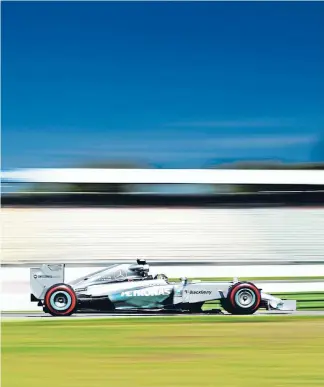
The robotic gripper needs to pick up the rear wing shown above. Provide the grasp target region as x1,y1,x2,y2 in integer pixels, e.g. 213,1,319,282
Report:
30,264,65,301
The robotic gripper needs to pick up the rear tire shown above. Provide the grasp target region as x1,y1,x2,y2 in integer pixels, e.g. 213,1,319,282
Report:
222,282,261,315
43,283,77,316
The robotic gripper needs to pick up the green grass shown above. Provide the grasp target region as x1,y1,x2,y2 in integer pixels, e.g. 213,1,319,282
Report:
2,316,324,387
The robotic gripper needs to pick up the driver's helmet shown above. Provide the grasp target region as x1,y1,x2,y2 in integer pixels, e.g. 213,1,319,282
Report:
131,259,150,279
133,266,149,278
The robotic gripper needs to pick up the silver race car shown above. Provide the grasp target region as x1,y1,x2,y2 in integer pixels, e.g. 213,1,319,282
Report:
30,259,296,316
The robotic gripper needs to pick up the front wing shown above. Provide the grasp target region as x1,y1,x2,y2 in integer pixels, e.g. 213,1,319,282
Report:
261,292,297,312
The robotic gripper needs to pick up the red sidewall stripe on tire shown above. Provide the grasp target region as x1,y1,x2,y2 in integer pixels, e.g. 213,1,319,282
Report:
45,285,77,315
229,283,261,310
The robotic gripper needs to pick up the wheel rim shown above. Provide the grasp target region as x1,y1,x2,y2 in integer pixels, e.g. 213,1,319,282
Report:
49,290,72,311
235,289,256,308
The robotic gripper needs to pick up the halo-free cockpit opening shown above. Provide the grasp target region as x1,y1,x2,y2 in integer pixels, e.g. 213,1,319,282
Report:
70,259,169,287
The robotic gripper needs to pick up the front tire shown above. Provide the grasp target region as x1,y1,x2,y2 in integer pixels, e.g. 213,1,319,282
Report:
43,283,77,316
222,282,261,315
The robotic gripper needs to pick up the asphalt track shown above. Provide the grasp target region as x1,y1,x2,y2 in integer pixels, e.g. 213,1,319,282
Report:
2,310,324,320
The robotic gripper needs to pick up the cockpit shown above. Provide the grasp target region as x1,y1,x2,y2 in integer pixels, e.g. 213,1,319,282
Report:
70,259,168,288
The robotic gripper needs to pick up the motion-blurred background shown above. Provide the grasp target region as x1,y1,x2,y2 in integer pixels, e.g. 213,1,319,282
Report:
2,1,324,264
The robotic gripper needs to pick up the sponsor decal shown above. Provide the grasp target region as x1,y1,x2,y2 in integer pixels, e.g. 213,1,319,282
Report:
184,290,212,295
33,274,60,279
114,269,128,280
97,277,113,282
121,288,171,297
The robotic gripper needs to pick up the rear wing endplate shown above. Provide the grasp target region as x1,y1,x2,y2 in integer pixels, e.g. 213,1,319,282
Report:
30,264,65,300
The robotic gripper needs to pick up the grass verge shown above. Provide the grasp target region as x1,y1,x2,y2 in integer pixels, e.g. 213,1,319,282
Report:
2,316,324,387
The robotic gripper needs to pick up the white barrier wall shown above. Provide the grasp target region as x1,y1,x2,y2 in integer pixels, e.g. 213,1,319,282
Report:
2,207,324,264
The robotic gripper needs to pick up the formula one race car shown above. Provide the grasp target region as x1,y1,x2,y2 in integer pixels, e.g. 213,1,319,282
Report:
30,259,297,316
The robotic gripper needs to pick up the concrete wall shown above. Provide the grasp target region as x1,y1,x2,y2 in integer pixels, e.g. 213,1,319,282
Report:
2,207,324,264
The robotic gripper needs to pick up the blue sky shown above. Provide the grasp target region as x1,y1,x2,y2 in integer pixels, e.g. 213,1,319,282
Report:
2,1,324,170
